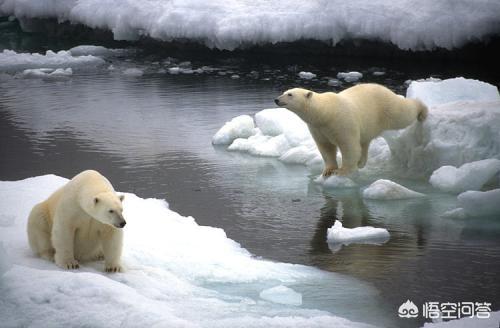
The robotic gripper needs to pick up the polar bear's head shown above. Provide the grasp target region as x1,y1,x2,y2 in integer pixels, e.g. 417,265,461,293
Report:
274,88,314,114
92,192,126,228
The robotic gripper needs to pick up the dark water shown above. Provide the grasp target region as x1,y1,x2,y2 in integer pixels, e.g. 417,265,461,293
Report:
1,33,500,327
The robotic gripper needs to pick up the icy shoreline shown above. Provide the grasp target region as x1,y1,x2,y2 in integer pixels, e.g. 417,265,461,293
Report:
0,175,377,328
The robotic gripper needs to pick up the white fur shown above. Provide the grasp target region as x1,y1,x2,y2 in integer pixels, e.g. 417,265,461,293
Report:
27,170,125,272
276,84,427,176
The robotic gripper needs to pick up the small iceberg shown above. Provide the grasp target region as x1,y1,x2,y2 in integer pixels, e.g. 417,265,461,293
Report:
326,221,390,246
362,179,424,200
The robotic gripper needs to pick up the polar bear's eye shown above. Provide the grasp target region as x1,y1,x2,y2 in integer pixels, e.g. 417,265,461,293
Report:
109,209,114,214
287,93,292,97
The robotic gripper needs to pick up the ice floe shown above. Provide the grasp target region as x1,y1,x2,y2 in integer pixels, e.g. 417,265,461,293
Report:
326,221,390,245
362,179,425,200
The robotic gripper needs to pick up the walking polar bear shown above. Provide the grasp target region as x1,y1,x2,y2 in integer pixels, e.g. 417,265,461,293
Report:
27,170,126,272
275,84,428,176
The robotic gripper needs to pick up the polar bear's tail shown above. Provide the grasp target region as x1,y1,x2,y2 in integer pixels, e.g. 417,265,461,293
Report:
416,100,428,122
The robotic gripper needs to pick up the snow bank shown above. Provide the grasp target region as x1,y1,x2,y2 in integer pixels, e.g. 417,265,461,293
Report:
385,78,500,175
0,49,105,73
457,189,500,217
362,179,425,200
2,1,499,51
0,175,376,328
430,159,500,193
212,115,256,145
259,285,302,306
326,221,390,245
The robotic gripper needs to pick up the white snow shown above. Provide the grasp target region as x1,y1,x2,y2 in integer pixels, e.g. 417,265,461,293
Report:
430,159,500,193
457,189,500,217
0,175,376,328
3,1,499,51
212,115,256,145
337,72,363,83
421,311,500,328
21,67,73,79
0,49,105,73
362,179,425,200
298,71,317,80
326,221,390,245
259,285,303,306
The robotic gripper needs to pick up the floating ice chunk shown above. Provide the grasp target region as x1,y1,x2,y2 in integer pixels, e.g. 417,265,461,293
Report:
337,72,363,82
407,77,500,108
385,78,500,175
326,221,390,245
457,189,500,217
259,285,302,306
68,45,112,57
22,67,72,79
430,159,500,193
298,71,316,80
254,108,309,145
229,133,291,157
123,68,143,77
0,49,105,73
315,175,357,188
372,71,385,76
363,179,424,200
212,115,256,145
168,67,181,74
327,78,341,87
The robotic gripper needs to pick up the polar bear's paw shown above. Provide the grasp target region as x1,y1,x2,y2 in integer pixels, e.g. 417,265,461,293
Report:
322,167,336,177
333,167,353,176
105,264,122,273
57,259,80,270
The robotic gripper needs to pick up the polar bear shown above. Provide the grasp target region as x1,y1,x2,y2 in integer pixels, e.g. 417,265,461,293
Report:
275,84,427,176
27,170,126,272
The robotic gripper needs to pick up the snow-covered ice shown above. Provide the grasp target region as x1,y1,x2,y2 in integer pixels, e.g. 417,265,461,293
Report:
2,1,499,51
212,115,256,145
0,175,377,328
326,221,390,245
407,77,500,108
385,78,500,175
337,72,363,83
430,159,500,193
362,179,425,200
0,49,105,73
259,285,303,306
314,175,357,189
457,189,500,217
298,71,317,80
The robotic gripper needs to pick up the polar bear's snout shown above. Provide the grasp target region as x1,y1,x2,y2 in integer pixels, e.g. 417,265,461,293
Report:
274,98,281,105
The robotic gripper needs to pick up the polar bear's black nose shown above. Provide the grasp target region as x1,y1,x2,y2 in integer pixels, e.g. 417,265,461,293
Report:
119,221,126,228
274,98,280,105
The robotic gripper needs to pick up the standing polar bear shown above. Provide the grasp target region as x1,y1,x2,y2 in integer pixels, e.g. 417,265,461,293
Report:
275,84,428,176
27,170,126,272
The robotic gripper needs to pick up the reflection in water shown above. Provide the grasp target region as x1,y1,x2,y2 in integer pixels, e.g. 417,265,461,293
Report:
1,68,499,328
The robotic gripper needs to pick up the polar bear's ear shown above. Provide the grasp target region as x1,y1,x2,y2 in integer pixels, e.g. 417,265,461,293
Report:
306,91,313,99
119,194,125,202
94,197,99,205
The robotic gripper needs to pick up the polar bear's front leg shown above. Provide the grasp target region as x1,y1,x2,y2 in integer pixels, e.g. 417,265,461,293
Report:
358,141,371,168
102,230,123,273
336,140,361,176
52,216,79,269
308,127,338,177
